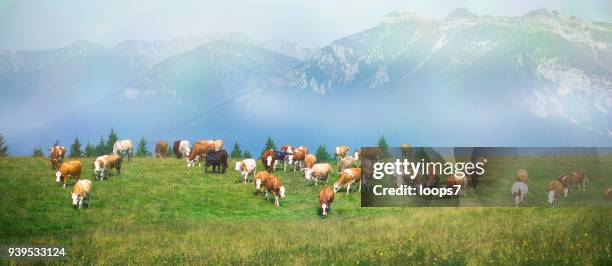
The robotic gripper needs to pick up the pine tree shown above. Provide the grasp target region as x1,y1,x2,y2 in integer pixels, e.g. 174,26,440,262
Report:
231,142,242,158
69,137,82,158
106,129,119,154
32,147,44,157
263,136,276,153
136,137,150,157
84,143,95,157
377,135,390,158
95,137,106,156
315,145,331,162
0,133,8,157
242,150,252,158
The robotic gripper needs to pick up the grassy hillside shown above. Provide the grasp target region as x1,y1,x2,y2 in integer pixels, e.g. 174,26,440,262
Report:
1,157,611,265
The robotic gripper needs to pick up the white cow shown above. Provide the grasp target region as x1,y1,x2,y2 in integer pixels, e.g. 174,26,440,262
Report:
235,159,257,184
179,140,191,159
511,181,529,207
113,140,134,161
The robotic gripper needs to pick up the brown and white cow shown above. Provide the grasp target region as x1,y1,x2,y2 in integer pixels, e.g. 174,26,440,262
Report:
304,163,333,186
289,149,306,172
557,171,589,197
93,155,122,180
304,154,317,170
261,149,276,172
254,171,270,196
71,179,92,209
319,186,335,217
235,158,257,183
187,142,214,167
155,141,168,158
266,175,286,207
334,168,362,194
49,145,66,169
56,160,82,188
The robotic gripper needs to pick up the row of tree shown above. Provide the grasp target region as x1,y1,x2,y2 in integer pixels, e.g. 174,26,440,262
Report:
0,131,391,159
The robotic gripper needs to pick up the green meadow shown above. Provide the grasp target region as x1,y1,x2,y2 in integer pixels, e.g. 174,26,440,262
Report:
1,156,611,265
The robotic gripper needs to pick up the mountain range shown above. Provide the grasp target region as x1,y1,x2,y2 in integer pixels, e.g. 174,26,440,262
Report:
1,8,611,155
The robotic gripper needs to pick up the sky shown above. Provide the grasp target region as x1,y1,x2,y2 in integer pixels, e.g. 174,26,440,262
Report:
0,0,610,50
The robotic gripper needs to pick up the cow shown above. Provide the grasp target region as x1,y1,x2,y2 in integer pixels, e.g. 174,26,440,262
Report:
605,187,612,201
295,146,308,155
557,171,589,197
113,140,134,161
254,171,270,196
56,160,82,188
289,149,306,172
359,147,382,160
304,154,317,170
155,141,168,158
49,145,66,169
548,180,564,208
335,145,350,162
273,150,290,171
510,181,528,207
71,179,92,209
93,155,122,180
304,163,333,186
334,168,362,194
205,150,228,173
235,158,257,183
261,149,276,172
177,140,190,159
319,186,335,217
265,175,286,207
197,139,224,151
173,141,182,158
187,142,214,167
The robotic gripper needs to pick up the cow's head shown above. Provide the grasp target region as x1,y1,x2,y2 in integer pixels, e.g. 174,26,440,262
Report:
335,147,340,155
55,171,62,183
333,181,341,193
187,156,199,167
256,178,263,190
321,202,329,217
266,155,273,167
234,162,243,172
279,186,285,198
94,160,103,177
353,152,359,161
304,168,313,180
71,192,81,207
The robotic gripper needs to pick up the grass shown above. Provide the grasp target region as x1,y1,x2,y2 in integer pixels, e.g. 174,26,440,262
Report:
0,156,611,265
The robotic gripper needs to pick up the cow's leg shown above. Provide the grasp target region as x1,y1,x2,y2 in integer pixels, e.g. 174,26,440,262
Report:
347,182,352,195
564,188,568,197
358,180,362,192
275,196,279,207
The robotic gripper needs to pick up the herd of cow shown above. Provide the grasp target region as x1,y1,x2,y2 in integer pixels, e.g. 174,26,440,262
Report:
47,141,611,212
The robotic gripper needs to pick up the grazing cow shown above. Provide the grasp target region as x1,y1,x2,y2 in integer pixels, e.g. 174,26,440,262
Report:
261,149,276,172
56,160,82,188
254,171,270,196
266,175,286,207
319,186,335,217
605,187,612,201
516,169,529,183
547,180,564,208
557,171,589,197
93,155,122,180
445,172,468,196
155,141,168,158
335,145,350,162
205,150,228,173
510,181,528,207
235,158,257,183
49,145,66,169
469,157,488,188
334,168,362,194
71,179,92,209
339,156,356,172
187,142,214,167
304,154,317,170
113,140,134,161
304,163,333,186
177,140,190,159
